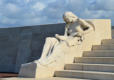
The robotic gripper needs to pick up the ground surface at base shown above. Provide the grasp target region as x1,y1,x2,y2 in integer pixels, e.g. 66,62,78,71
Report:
0,77,91,80
0,73,18,78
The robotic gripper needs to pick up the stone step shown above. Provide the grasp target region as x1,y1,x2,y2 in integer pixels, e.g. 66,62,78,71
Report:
83,50,114,57
74,57,114,64
92,45,114,50
90,50,114,52
0,77,91,80
54,70,114,80
40,77,91,80
102,39,114,44
65,63,114,72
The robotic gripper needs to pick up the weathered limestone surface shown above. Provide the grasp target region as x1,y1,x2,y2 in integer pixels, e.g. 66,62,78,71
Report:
19,17,111,79
0,77,90,80
0,10,113,79
0,18,112,76
0,18,112,80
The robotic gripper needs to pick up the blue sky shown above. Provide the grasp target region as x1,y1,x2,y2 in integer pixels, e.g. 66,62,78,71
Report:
0,0,114,28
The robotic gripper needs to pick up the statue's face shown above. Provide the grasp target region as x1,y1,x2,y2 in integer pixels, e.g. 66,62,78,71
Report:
63,12,78,23
63,15,78,23
63,16,71,23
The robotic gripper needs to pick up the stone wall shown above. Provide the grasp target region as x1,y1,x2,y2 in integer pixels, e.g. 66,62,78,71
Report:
0,23,65,73
111,29,114,38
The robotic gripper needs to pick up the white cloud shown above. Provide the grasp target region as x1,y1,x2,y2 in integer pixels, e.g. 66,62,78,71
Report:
24,0,31,3
80,9,107,19
0,1,3,5
1,17,17,24
21,16,48,26
32,2,46,11
69,0,86,11
45,0,56,3
88,0,114,10
6,3,20,13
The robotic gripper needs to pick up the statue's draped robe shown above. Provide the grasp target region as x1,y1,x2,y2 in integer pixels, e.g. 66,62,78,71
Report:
36,21,93,65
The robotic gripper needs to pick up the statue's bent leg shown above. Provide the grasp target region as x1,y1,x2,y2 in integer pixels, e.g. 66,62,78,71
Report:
40,37,59,60
19,37,59,78
44,41,66,65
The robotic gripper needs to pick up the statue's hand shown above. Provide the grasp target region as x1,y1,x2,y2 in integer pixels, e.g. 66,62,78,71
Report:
55,34,59,38
55,34,67,41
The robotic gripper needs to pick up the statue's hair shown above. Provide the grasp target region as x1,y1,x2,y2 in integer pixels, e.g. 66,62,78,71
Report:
63,12,95,31
63,12,78,23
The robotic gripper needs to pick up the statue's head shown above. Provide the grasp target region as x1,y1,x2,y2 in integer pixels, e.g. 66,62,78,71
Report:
63,12,78,23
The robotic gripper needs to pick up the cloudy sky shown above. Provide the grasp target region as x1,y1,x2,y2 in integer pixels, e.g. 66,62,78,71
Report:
0,0,114,28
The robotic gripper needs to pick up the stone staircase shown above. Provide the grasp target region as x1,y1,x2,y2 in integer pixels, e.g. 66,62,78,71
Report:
53,39,114,80
5,39,114,80
6,39,114,80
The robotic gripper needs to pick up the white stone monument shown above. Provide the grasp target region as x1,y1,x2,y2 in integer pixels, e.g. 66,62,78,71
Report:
19,12,111,79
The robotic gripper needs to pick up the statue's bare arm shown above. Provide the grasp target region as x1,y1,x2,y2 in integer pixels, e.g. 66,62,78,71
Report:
55,34,67,41
55,24,69,41
78,19,90,27
77,18,94,34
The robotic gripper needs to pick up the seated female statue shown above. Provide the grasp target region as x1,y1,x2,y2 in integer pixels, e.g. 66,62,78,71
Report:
35,12,94,65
